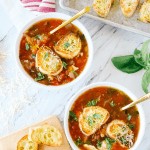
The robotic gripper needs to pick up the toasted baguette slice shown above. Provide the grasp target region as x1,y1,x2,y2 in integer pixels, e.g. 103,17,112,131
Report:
120,0,139,17
36,46,63,76
79,106,110,136
28,124,62,146
106,120,134,148
93,0,113,18
54,33,81,59
83,144,98,150
17,135,38,150
139,0,150,23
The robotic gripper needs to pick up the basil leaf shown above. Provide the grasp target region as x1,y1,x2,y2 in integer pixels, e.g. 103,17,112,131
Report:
141,40,150,67
134,49,145,67
69,111,78,121
62,61,67,69
142,69,150,93
25,43,30,51
86,99,98,107
74,137,83,146
112,55,143,73
105,138,115,150
97,140,102,148
35,72,45,81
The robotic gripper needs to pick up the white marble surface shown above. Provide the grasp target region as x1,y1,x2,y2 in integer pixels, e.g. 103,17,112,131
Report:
0,0,150,149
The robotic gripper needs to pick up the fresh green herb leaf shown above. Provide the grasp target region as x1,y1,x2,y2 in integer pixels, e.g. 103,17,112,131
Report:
142,69,150,93
64,42,70,48
62,61,67,69
105,137,115,150
97,140,102,148
134,49,145,67
35,34,42,40
119,136,127,145
44,52,49,60
141,40,150,67
128,123,135,130
74,137,83,146
110,101,116,107
32,54,36,59
72,70,78,77
86,99,98,107
35,72,45,81
127,113,132,121
93,113,101,119
25,43,30,51
87,116,94,126
69,111,78,121
112,55,143,74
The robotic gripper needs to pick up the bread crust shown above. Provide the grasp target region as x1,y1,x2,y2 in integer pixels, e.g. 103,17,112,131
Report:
93,0,113,17
120,0,139,17
79,106,110,136
17,135,38,150
28,124,62,146
54,33,82,59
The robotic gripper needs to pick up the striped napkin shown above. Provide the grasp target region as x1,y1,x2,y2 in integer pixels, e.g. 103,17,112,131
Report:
20,0,56,13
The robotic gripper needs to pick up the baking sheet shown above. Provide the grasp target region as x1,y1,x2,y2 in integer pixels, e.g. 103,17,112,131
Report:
0,116,71,150
59,0,150,37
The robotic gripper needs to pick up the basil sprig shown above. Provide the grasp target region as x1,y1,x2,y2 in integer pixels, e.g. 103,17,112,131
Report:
112,40,150,93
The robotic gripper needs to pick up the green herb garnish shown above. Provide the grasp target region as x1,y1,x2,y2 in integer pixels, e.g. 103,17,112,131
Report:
35,72,45,81
105,137,115,150
32,54,36,59
112,40,150,93
72,70,78,77
87,116,94,126
44,52,49,60
86,99,98,107
69,111,78,121
64,42,70,48
62,61,67,69
93,113,101,119
127,113,132,121
97,140,102,148
25,43,30,51
35,34,42,40
110,101,116,107
128,123,135,130
74,137,83,146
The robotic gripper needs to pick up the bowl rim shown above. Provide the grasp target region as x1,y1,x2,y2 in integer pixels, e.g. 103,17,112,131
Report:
15,12,93,90
64,82,145,150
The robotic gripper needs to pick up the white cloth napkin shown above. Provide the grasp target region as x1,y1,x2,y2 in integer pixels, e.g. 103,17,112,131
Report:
0,0,56,31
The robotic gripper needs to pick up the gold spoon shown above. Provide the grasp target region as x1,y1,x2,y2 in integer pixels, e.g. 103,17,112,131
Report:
50,6,91,35
121,92,150,111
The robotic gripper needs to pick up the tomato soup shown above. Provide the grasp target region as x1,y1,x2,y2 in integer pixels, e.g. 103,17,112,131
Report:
19,19,88,86
68,87,140,150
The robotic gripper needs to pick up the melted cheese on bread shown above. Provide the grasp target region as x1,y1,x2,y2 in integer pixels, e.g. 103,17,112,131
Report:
79,106,110,136
36,46,63,76
139,0,150,23
106,120,134,148
17,135,38,150
54,33,81,59
120,0,139,17
28,124,62,146
93,0,113,18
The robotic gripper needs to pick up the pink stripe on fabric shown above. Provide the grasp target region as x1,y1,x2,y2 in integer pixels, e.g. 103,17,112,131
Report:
20,0,56,13
38,7,55,12
21,0,42,3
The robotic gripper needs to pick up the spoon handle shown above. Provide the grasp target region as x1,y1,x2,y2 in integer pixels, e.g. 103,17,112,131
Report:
50,6,90,35
121,93,150,111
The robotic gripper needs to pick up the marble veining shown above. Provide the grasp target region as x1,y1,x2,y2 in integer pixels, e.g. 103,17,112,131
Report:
0,1,150,149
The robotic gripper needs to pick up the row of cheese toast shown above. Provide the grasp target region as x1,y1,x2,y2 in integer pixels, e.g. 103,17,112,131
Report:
93,0,150,23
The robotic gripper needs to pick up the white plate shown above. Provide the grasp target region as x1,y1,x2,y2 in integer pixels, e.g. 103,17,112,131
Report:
59,0,150,37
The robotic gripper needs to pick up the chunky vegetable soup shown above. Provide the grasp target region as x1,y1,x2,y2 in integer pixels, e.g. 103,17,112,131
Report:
69,87,140,150
19,19,88,85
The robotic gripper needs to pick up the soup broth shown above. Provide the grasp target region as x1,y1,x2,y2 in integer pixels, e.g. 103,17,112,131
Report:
69,87,140,150
19,19,88,86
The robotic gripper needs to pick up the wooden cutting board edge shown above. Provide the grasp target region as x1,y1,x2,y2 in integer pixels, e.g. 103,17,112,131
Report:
0,115,71,150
